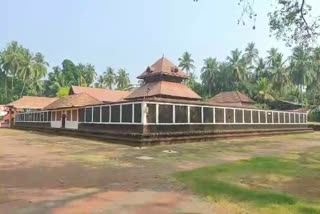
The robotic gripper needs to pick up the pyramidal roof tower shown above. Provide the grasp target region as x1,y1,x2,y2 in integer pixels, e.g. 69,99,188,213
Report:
126,56,201,100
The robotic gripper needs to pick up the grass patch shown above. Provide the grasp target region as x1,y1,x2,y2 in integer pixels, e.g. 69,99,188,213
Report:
175,156,320,214
69,154,133,167
70,154,108,163
308,122,320,126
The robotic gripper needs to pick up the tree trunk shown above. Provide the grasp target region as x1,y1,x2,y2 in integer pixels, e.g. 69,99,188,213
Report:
20,82,26,97
4,75,7,98
11,75,14,92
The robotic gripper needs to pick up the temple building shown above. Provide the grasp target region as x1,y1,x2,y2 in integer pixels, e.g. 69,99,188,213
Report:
13,57,310,144
127,57,201,101
9,96,58,111
207,91,254,108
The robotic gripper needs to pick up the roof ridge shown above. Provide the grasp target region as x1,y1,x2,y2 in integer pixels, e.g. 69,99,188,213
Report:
235,91,252,102
159,80,163,92
72,85,128,93
235,91,242,100
160,56,165,71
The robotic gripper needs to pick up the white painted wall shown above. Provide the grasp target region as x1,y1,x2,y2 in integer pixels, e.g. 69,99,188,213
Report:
65,120,78,129
51,121,61,128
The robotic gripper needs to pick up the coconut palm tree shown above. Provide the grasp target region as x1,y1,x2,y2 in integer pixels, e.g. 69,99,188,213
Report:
48,66,67,96
3,41,24,92
255,57,267,80
0,51,8,99
308,47,320,104
186,72,197,90
244,42,259,68
227,49,247,82
19,49,35,96
77,63,86,86
200,58,219,97
116,68,130,90
104,67,116,89
289,46,313,89
18,51,48,97
178,52,195,75
95,75,105,88
33,53,49,80
256,77,274,105
216,62,235,92
83,64,96,86
266,48,279,68
270,53,289,95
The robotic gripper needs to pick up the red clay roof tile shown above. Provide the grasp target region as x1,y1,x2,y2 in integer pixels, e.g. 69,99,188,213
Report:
126,81,201,100
207,91,253,106
70,86,131,103
9,96,58,110
137,57,188,79
44,93,103,110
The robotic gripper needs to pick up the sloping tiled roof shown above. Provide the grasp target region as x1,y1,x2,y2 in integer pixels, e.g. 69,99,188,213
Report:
137,57,188,79
9,96,58,109
126,81,201,100
44,93,103,110
207,91,253,106
70,86,131,103
289,108,309,113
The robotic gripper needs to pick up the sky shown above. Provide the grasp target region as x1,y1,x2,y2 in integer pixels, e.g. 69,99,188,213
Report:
1,0,320,84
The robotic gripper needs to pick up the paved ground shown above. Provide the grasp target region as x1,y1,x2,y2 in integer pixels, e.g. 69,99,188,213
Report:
1,129,320,214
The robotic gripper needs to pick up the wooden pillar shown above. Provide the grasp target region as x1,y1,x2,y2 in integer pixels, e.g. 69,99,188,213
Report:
187,105,190,124
7,105,14,128
9,109,12,128
156,104,159,124
173,105,176,124
213,107,215,124
201,106,204,124
141,102,147,124
132,104,135,123
242,109,245,124
13,108,16,125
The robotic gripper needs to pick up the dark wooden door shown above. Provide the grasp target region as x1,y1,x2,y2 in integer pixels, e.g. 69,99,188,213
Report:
62,114,66,128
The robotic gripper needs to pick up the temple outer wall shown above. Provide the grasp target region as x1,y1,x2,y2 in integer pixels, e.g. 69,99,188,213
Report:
14,101,311,144
144,124,308,134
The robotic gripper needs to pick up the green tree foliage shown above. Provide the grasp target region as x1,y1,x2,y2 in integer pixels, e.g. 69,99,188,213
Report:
289,46,313,88
200,58,219,97
178,42,320,108
237,0,320,47
227,49,248,82
1,40,320,113
178,51,196,75
44,60,96,96
115,68,131,90
103,67,116,89
0,41,48,104
193,0,320,46
94,75,105,88
244,42,259,69
256,77,275,104
57,86,70,97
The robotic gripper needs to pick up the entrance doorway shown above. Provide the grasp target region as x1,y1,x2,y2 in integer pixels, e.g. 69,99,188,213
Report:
62,113,66,128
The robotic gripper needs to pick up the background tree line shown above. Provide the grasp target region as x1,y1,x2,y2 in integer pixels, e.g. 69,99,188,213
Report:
1,41,320,111
0,41,132,103
179,43,320,109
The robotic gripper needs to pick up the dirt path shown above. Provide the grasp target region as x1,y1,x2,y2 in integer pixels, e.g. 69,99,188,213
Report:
1,129,320,214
